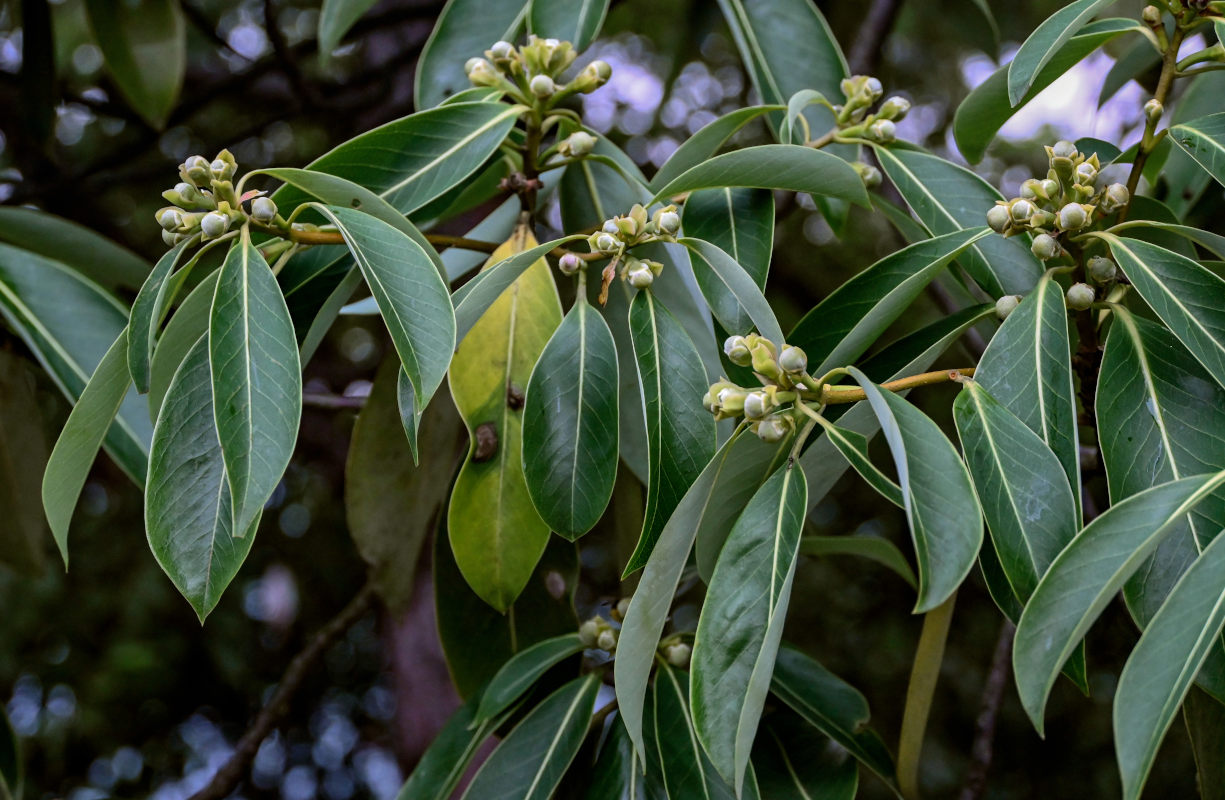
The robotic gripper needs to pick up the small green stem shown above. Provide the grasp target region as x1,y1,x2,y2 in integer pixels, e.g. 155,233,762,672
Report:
898,591,958,800
1120,26,1185,222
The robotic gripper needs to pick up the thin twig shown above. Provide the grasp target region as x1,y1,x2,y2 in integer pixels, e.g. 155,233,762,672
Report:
187,584,377,800
957,619,1015,800
820,367,975,405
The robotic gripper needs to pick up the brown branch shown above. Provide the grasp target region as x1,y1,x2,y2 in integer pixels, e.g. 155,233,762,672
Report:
849,0,903,75
820,367,975,405
958,619,1015,800
187,584,377,800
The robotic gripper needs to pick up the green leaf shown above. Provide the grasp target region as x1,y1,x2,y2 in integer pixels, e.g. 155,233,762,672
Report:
209,232,302,538
789,228,991,374
586,715,653,800
873,146,1043,295
1007,0,1114,105
770,645,899,791
681,237,783,343
953,379,1079,602
1163,73,1225,218
522,290,619,539
317,0,378,57
147,336,258,621
347,358,462,613
1169,112,1225,188
1115,529,1225,800
448,230,562,611
460,673,600,800
752,714,858,800
1098,235,1225,390
691,459,807,793
0,351,48,577
128,237,197,395
149,271,218,422
653,664,738,799
810,416,904,508
624,290,717,574
649,106,782,193
973,273,1081,522
0,207,150,291
1013,471,1225,732
415,0,528,109
475,633,585,727
85,0,184,127
652,145,868,208
0,243,151,485
1109,220,1225,263
778,89,831,145
681,188,773,288
844,367,983,612
954,18,1139,163
562,138,651,232
529,0,609,49
42,330,133,567
799,535,917,589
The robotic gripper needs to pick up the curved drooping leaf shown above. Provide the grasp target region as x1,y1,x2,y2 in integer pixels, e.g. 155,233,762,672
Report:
460,674,600,800
522,289,619,538
799,535,917,589
811,416,904,508
844,367,983,612
415,0,528,109
681,187,773,288
1115,529,1225,800
42,330,132,567
128,237,198,395
1099,234,1225,390
954,18,1140,163
681,237,783,343
624,290,716,574
652,145,869,208
1007,0,1114,105
586,715,651,800
448,228,562,611
789,228,991,374
85,0,184,127
1169,111,1225,189
0,243,151,484
474,633,584,727
209,232,302,539
317,0,378,57
1013,472,1225,733
691,460,807,794
973,273,1080,523
0,207,150,291
753,714,858,800
1108,220,1225,262
873,146,1043,295
147,337,258,621
649,107,782,193
770,645,898,790
653,664,738,799
778,89,831,145
149,271,218,422
529,0,609,49
953,379,1079,602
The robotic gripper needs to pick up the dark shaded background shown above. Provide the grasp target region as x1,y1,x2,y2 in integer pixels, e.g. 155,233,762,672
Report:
0,0,1215,797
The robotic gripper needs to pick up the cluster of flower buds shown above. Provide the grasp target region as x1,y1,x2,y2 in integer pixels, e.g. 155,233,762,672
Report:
156,150,281,247
833,74,909,145
985,141,1129,256
578,598,630,653
703,334,813,443
465,36,611,104
586,203,680,287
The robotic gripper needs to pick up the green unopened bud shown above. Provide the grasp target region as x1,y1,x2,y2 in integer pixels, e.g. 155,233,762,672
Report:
530,74,556,98
627,264,654,288
596,628,618,652
664,643,691,668
1075,162,1097,185
183,156,211,186
995,294,1022,320
1144,98,1163,124
864,77,883,102
615,598,630,619
1019,179,1044,200
174,182,200,204
1087,255,1118,283
595,233,618,253
1142,5,1162,25
251,196,277,223
656,210,680,235
489,40,515,61
756,413,793,443
779,345,807,374
743,391,770,420
200,211,229,239
1009,199,1035,223
616,216,640,238
986,204,1011,233
852,161,882,189
579,618,600,646
749,337,780,380
564,131,596,157
724,335,752,366
1051,140,1078,159
1066,282,1095,310
558,252,583,276
572,60,612,93
1031,233,1060,260
716,386,748,416
1099,182,1129,213
158,207,184,231
878,96,910,121
1041,178,1061,198
868,119,896,142
465,57,500,87
1058,202,1089,230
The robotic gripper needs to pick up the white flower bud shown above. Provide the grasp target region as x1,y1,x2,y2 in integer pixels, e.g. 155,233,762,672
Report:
665,643,691,668
627,265,654,288
489,41,515,60
756,414,792,443
602,219,619,234
1031,233,1060,261
878,96,910,121
530,74,556,98
1019,179,1042,200
1100,182,1129,212
1142,5,1162,26
565,131,596,157
716,387,747,415
868,119,896,142
779,345,807,374
1051,140,1078,159
1066,282,1095,310
1087,255,1118,283
616,597,630,619
595,233,618,253
200,211,229,239
1075,162,1097,185
558,252,583,276
1042,179,1060,198
986,204,1011,233
995,295,1022,320
251,196,277,223
724,335,751,366
158,207,183,230
465,57,500,87
174,182,199,202
597,628,618,652
1009,199,1034,223
656,210,680,235
865,77,883,101
579,618,600,647
1144,98,1163,124
743,391,769,420
1058,202,1089,230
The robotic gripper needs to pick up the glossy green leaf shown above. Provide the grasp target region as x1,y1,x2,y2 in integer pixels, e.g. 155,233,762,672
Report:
811,416,904,508
973,273,1081,522
0,351,48,577
128,237,197,395
1169,112,1225,188
149,271,218,423
42,330,133,567
0,207,150,291
562,137,651,232
691,459,807,793
790,228,991,374
147,337,258,621
460,673,600,800
681,237,783,343
448,230,562,611
770,645,899,790
1109,220,1225,262
396,687,517,800
1099,234,1225,390
522,290,619,538
799,535,917,589
0,243,151,485
1163,73,1225,218
209,232,301,538
752,715,858,800
1013,472,1225,732
415,0,528,109
654,664,738,799
317,0,378,57
529,0,608,49
1007,0,1113,105
475,633,585,727
652,145,868,208
681,188,773,288
624,290,717,574
85,0,184,127
778,89,831,145
649,106,782,193
585,715,651,800
954,379,1079,602
873,146,1043,295
954,18,1139,162
845,367,983,612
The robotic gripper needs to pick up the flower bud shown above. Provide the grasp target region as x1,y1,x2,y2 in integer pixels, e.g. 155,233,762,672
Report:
724,335,752,366
878,96,910,121
779,345,807,375
564,131,596,157
1142,5,1162,25
174,182,200,204
995,294,1022,320
852,161,882,189
1041,178,1061,198
1066,282,1095,310
579,618,600,647
627,264,654,288
1019,178,1044,200
1031,233,1060,260
1009,199,1035,223
595,233,618,253
715,386,747,416
1051,140,1078,159
656,210,680,235
1058,202,1089,230
643,258,664,276
211,160,235,183
1099,182,1129,212
530,74,556,98
200,211,230,239
664,643,691,668
251,196,277,223
616,216,640,238
158,207,183,231
986,204,1011,233
1075,162,1097,185
161,229,180,246
1087,255,1118,283
558,252,583,276
183,155,211,186
616,597,630,619
572,60,612,93
1144,98,1163,124
489,40,515,61
868,119,896,142
465,57,500,87
596,628,618,652
756,413,793,443
749,337,780,380
743,391,770,420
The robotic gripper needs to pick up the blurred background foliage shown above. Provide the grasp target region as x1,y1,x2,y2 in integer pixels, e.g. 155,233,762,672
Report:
0,0,1217,797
